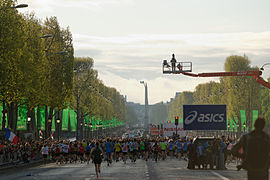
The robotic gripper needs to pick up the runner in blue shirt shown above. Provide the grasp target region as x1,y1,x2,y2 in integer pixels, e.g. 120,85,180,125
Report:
176,140,182,160
183,140,190,160
105,139,113,166
168,140,174,159
85,142,91,164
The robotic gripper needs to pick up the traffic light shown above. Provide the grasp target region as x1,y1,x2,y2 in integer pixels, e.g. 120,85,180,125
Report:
167,120,171,123
175,116,179,126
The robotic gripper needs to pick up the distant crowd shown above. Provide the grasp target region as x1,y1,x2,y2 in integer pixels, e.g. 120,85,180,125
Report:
0,135,236,171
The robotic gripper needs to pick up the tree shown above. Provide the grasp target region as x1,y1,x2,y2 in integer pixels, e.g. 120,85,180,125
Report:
168,91,193,121
42,17,74,138
149,102,168,124
260,78,270,132
126,104,138,126
224,55,261,133
43,16,74,110
0,0,26,130
71,57,97,139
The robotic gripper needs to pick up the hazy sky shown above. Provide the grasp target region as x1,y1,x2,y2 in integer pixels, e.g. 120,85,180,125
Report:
18,0,270,104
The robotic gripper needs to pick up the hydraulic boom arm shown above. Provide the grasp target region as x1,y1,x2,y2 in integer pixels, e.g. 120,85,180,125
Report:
181,71,270,89
162,55,270,89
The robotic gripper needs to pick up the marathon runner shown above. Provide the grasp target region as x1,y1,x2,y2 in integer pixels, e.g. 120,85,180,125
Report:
90,142,103,179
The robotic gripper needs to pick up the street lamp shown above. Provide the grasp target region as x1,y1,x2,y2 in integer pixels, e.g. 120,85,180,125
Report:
89,123,93,138
232,124,235,139
47,118,52,139
84,122,87,138
48,118,52,123
11,4,28,9
140,80,149,133
56,118,60,140
46,50,68,56
27,116,31,132
237,124,240,138
260,63,270,71
99,122,102,138
40,34,53,39
227,123,230,137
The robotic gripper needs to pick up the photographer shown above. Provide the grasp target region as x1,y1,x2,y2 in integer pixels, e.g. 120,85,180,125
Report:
231,117,270,180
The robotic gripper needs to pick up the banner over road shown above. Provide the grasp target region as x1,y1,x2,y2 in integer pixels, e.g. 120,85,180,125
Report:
164,123,186,137
183,105,227,130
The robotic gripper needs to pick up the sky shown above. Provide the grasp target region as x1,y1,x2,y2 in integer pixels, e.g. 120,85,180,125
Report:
17,0,270,104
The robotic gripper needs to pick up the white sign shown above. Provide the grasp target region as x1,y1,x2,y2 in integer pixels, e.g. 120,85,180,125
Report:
163,123,186,137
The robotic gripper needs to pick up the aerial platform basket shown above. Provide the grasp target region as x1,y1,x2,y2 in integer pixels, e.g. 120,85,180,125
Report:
163,60,192,74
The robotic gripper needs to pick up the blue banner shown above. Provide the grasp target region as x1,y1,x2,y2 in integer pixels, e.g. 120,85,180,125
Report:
183,105,227,130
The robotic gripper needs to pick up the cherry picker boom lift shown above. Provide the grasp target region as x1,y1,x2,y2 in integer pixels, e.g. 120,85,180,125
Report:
162,54,270,89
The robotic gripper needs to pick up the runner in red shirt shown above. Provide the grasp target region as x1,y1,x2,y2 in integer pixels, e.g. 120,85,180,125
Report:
79,143,85,163
54,145,61,165
69,142,74,163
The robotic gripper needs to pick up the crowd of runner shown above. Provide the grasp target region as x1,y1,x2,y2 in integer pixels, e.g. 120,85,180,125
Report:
0,136,237,178
0,136,235,166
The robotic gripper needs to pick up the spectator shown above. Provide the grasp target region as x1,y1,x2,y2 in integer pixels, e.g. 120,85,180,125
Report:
41,144,49,165
231,117,270,180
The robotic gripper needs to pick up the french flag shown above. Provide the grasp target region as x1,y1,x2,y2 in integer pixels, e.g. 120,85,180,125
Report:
5,128,19,144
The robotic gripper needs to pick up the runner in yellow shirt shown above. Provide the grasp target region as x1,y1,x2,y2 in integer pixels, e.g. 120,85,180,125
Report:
114,141,121,162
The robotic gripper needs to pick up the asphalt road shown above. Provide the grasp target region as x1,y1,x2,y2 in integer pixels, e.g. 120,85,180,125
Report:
0,158,266,180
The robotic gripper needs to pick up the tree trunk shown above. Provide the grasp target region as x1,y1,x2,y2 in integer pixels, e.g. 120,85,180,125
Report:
37,107,41,139
238,114,242,138
48,107,54,138
14,102,18,133
80,111,83,140
27,106,31,132
7,103,11,129
7,102,16,130
59,110,62,140
31,108,36,139
2,101,6,130
54,110,58,139
45,106,48,138
76,97,80,140
12,102,16,131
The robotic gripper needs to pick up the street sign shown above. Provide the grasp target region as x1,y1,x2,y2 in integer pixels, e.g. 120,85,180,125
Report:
183,105,227,130
150,127,159,136
164,123,186,137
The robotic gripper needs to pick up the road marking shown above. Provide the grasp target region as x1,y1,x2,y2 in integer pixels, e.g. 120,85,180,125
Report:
145,164,150,178
85,175,96,180
210,171,230,180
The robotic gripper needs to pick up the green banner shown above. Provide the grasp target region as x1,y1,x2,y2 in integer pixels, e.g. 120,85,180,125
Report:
0,104,124,132
39,107,46,130
69,109,77,132
17,104,27,130
52,110,56,132
240,110,246,131
62,108,69,131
